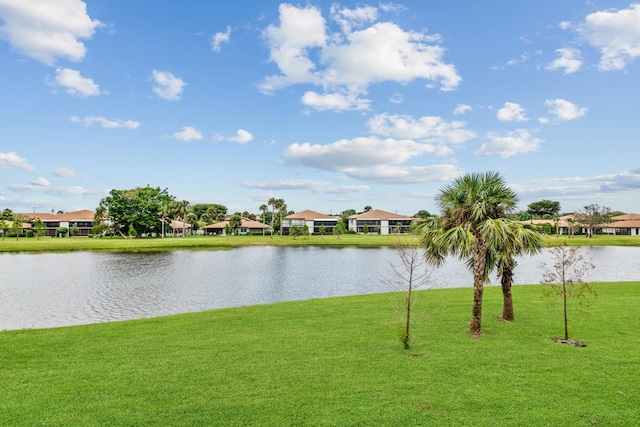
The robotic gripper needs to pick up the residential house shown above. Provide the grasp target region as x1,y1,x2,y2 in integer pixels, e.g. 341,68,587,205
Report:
169,220,193,236
23,209,95,237
347,209,415,235
0,219,30,237
202,218,269,236
521,215,581,235
602,213,640,236
281,210,340,235
523,213,640,236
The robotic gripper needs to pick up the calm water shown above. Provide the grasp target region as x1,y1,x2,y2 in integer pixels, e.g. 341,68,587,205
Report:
1,246,639,330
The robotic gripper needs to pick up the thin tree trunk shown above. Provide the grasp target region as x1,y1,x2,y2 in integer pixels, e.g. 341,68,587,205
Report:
563,281,569,340
404,266,413,349
501,257,515,321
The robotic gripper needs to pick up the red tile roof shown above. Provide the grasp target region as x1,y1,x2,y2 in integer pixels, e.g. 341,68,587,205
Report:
612,213,640,221
21,209,95,221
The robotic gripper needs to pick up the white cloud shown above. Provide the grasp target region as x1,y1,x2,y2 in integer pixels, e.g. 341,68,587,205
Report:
497,102,527,122
8,183,92,196
330,4,378,33
322,22,459,90
53,167,80,178
46,68,101,97
171,126,203,141
491,53,530,70
578,3,640,70
379,3,406,13
0,151,35,172
228,129,253,144
70,116,140,129
475,129,541,158
599,168,640,191
261,3,327,90
506,53,530,67
152,70,185,101
301,91,370,111
30,177,50,187
213,129,254,144
388,93,403,104
368,113,476,144
260,4,461,111
454,103,472,115
545,98,587,121
546,47,583,74
241,179,369,194
342,164,462,184
284,136,439,172
211,26,231,52
559,21,572,30
0,0,102,65
513,168,640,202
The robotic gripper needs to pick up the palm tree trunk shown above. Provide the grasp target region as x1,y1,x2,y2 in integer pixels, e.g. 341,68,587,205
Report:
501,257,515,321
470,238,487,337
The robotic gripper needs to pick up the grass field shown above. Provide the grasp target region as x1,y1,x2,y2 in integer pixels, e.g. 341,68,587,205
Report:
1,232,639,253
1,282,638,426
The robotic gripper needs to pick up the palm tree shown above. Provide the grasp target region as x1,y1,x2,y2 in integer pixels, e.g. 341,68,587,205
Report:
259,204,268,236
229,213,242,235
419,171,517,337
173,200,190,237
0,219,7,240
277,199,287,236
488,220,544,321
567,217,577,238
158,202,173,238
268,197,277,238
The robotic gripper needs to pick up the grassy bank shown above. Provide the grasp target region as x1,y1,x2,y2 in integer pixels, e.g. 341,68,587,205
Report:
1,233,639,253
1,282,638,426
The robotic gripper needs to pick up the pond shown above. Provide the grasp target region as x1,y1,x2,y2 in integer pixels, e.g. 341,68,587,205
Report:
1,246,639,330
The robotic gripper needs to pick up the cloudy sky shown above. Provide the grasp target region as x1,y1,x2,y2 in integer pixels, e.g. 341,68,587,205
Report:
1,0,639,216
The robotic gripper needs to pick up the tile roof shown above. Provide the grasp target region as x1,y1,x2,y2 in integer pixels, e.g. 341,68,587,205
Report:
348,209,413,220
202,218,269,229
284,210,339,220
170,220,192,229
20,209,95,221
602,219,640,228
612,213,640,221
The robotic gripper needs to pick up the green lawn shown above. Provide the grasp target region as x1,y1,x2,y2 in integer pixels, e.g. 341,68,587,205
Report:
1,232,638,253
2,282,638,426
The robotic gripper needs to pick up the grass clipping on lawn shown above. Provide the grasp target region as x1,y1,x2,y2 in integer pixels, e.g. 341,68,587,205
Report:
1,282,638,426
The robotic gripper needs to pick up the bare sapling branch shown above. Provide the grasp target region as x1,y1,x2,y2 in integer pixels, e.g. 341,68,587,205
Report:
540,243,597,346
383,237,434,350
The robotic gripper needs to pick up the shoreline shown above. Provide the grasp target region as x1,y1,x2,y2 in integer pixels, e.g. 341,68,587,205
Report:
1,233,639,254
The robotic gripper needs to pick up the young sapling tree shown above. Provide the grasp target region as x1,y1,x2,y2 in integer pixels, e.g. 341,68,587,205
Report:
540,244,596,346
383,238,433,350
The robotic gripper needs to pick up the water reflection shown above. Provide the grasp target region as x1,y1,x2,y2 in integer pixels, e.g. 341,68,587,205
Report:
1,246,638,330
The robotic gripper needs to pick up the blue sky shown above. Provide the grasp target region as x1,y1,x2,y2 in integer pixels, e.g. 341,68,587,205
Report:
1,1,639,217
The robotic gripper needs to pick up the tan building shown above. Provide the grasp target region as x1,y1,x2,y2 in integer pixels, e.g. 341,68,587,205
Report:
202,218,269,236
281,210,340,234
22,209,95,237
348,209,415,235
602,214,640,236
